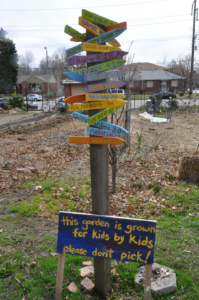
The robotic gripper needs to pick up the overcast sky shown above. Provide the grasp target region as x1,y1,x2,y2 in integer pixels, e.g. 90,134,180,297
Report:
1,0,198,68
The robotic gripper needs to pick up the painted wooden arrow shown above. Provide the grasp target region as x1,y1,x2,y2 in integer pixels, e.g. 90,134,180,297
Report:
63,72,85,83
82,9,117,27
86,93,125,101
64,94,86,104
69,136,125,145
84,70,124,82
106,22,127,32
71,112,129,135
67,51,128,66
69,100,127,112
87,127,125,139
64,25,86,42
66,28,125,57
70,33,86,42
79,16,120,48
88,106,124,125
74,59,126,75
82,43,120,53
86,80,125,93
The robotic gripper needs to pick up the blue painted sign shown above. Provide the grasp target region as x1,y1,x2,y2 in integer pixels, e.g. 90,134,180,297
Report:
86,80,125,93
71,112,129,135
84,70,124,82
87,127,126,139
66,28,126,57
64,72,85,83
57,212,156,263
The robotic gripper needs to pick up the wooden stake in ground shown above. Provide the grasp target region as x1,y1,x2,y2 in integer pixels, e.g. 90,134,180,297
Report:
86,25,111,297
144,264,152,300
55,253,65,300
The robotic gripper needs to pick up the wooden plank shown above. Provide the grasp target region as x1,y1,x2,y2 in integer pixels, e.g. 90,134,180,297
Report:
69,100,127,112
70,32,86,42
55,253,65,300
82,43,120,53
144,264,152,300
86,80,125,93
57,212,156,263
67,51,128,66
74,59,126,75
87,127,126,139
64,25,86,42
84,70,124,82
66,28,125,57
106,22,127,32
88,106,123,125
82,9,117,26
79,16,120,47
63,72,85,83
64,94,86,104
69,136,125,145
71,112,129,135
86,93,125,101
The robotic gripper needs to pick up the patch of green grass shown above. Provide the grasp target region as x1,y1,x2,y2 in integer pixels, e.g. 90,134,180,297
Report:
153,185,161,193
168,174,174,180
147,183,154,189
133,183,143,189
128,198,140,204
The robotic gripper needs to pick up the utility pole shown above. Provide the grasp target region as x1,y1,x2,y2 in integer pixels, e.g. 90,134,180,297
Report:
44,47,49,100
190,0,198,95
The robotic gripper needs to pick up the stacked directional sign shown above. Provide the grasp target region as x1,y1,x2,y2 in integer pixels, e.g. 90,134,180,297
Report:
64,10,129,145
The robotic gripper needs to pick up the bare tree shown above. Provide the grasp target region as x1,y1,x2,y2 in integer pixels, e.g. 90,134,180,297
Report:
18,50,35,76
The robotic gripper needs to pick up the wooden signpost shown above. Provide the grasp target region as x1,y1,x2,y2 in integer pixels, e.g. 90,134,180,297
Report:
79,16,121,47
84,69,124,82
64,25,86,42
73,59,126,75
82,43,120,53
67,50,128,66
88,106,124,125
87,127,126,139
86,80,125,93
86,93,125,101
82,9,117,26
69,99,127,112
69,137,125,145
66,28,125,57
55,212,156,300
106,21,127,32
71,112,129,135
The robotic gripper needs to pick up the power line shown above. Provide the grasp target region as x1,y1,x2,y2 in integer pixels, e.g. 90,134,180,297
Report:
1,0,168,11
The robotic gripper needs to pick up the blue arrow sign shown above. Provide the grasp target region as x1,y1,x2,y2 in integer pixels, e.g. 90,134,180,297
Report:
71,112,129,135
63,72,85,83
66,28,126,57
87,127,126,139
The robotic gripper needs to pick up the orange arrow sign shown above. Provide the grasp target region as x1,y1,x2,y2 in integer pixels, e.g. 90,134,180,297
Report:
64,94,85,104
106,22,127,32
69,136,125,145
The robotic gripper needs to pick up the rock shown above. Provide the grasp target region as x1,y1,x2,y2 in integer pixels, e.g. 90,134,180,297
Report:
16,168,31,173
33,186,42,190
82,261,92,267
67,282,78,292
79,266,93,277
81,277,94,290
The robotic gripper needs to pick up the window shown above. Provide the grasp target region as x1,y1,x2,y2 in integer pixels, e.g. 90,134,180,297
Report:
33,84,43,92
171,80,178,87
147,81,153,88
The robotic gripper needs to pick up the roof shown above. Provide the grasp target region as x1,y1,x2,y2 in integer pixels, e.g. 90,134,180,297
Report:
18,74,57,84
123,62,168,71
62,79,86,85
131,69,185,81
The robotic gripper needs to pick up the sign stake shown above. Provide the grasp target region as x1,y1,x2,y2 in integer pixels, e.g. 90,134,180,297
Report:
144,263,152,300
55,253,65,300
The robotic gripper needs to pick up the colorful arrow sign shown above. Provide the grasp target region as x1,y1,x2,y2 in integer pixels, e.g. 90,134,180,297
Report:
106,22,127,32
82,9,117,26
66,28,125,57
69,136,125,145
64,25,86,42
88,106,124,125
71,112,129,135
74,59,126,76
82,43,120,53
84,70,124,82
64,94,86,104
70,33,86,42
86,93,125,101
86,80,125,93
63,72,85,83
79,17,120,48
87,127,125,139
67,51,128,66
69,100,127,112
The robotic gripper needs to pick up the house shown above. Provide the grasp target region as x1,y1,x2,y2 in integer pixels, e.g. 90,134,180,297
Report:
62,79,86,98
123,62,168,71
17,74,58,95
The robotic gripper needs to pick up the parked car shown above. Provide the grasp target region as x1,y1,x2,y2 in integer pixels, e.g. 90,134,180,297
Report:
0,98,9,110
56,96,66,107
150,91,176,100
108,89,125,96
24,100,38,109
25,94,42,101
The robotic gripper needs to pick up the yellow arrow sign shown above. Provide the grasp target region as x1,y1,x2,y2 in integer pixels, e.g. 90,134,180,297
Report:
69,99,127,112
85,93,125,101
82,43,120,52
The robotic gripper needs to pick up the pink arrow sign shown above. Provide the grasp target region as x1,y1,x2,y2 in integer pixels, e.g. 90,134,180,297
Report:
86,80,125,93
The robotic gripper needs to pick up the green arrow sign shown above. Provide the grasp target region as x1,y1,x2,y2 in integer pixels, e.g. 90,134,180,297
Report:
64,25,86,42
82,9,117,26
88,106,124,125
